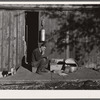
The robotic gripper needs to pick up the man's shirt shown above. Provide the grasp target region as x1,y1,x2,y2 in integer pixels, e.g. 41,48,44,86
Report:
32,48,43,62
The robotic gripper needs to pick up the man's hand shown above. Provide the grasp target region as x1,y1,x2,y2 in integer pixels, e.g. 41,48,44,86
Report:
43,56,48,59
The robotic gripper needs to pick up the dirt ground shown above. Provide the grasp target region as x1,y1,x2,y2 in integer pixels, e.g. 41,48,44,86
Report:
0,80,100,90
0,66,100,89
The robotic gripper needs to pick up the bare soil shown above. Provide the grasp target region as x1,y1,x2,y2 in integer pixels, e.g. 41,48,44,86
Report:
0,66,100,89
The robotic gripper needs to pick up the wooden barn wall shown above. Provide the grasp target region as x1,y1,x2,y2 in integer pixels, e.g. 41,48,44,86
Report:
0,10,25,71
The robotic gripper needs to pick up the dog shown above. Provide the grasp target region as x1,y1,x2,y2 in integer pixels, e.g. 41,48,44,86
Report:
2,70,8,77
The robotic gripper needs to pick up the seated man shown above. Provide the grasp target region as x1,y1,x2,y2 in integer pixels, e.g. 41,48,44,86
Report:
31,43,49,74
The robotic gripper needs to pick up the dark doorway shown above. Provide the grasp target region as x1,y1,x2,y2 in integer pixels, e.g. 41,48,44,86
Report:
25,11,39,64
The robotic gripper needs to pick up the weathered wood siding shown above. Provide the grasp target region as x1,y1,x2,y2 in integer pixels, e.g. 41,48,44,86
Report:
0,10,25,71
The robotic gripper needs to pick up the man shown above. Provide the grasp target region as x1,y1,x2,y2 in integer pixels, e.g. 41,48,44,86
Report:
31,43,50,74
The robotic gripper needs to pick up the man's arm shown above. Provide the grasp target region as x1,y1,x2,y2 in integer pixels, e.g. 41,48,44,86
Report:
33,49,43,61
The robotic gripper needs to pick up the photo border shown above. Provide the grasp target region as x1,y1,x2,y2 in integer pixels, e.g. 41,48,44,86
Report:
0,0,100,99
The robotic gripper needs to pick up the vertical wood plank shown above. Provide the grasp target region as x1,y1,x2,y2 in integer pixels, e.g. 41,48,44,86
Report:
20,12,25,61
2,11,9,70
8,11,11,71
2,11,5,70
0,11,2,70
18,11,21,66
16,11,18,69
13,11,17,70
23,12,25,57
19,11,25,66
1,11,4,70
9,11,14,70
11,11,14,70
6,11,10,71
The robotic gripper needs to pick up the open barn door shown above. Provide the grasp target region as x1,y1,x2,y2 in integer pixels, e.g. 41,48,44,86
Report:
25,11,39,64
